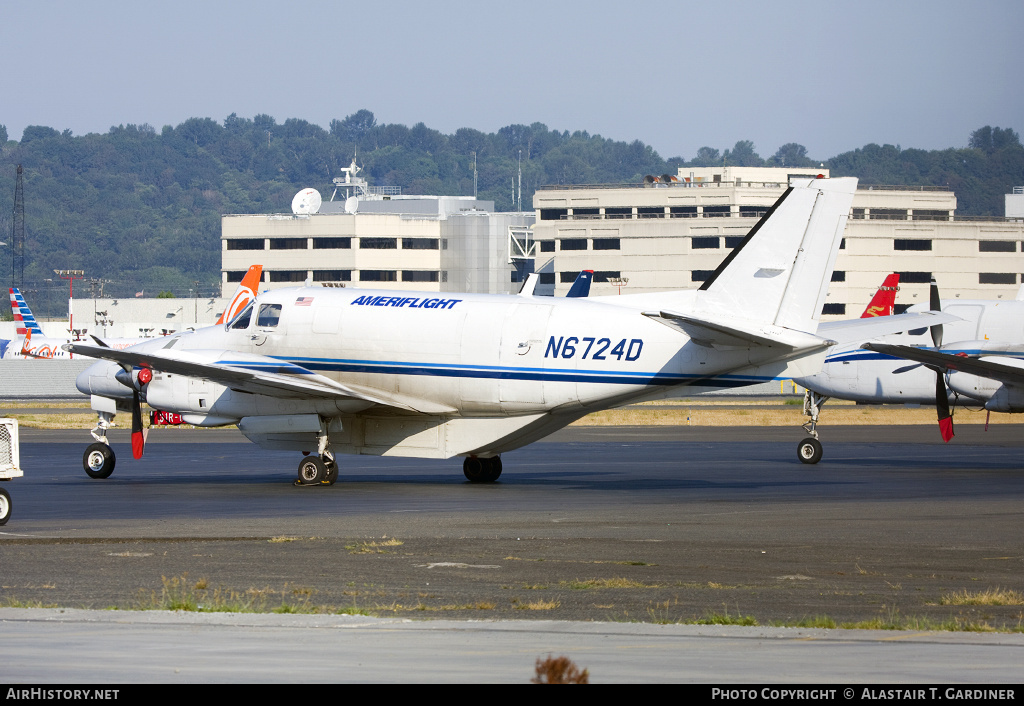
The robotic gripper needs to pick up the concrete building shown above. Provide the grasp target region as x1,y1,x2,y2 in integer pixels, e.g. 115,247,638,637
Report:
220,161,534,298
1007,186,1024,219
532,167,1024,317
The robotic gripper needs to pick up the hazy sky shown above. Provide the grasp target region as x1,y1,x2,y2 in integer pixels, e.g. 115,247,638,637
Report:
2,0,1020,161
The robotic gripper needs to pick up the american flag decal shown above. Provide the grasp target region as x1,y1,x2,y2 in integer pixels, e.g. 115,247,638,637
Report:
295,297,314,306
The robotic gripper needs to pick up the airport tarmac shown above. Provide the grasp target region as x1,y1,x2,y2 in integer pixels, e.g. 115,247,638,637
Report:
2,424,1023,683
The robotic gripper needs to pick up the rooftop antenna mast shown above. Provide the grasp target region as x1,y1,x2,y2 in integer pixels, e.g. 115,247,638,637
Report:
12,165,24,290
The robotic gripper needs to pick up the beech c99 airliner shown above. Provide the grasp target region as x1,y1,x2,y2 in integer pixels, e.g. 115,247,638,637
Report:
66,177,949,486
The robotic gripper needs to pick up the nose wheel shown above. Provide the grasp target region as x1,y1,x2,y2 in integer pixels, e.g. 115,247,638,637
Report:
797,437,823,465
84,442,116,479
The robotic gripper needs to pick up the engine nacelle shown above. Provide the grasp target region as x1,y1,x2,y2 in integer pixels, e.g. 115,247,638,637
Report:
947,356,1024,413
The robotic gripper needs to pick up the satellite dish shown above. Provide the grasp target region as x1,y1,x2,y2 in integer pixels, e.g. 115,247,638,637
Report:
291,188,322,215
344,196,359,214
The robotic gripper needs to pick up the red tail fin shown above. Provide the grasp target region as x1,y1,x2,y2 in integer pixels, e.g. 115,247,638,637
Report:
861,273,900,318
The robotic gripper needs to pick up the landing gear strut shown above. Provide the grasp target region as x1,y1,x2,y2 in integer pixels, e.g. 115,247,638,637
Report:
294,417,338,486
797,390,828,465
84,411,117,478
463,456,502,483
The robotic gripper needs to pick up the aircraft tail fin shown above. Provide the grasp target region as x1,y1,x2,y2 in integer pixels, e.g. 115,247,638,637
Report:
565,270,593,298
695,177,857,334
861,273,900,317
217,265,263,325
10,287,45,336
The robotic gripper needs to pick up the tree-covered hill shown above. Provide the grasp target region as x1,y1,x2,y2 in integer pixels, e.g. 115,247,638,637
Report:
0,112,1020,305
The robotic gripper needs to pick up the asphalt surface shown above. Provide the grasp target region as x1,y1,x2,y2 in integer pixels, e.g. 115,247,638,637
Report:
2,424,1023,683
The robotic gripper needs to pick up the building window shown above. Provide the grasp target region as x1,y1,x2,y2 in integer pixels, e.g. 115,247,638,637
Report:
894,304,912,315
402,238,439,250
738,206,766,218
692,237,720,249
268,270,307,282
894,239,932,251
670,206,697,218
979,241,1016,252
592,271,621,283
559,239,587,251
226,238,265,251
691,270,714,282
539,273,555,284
831,271,846,282
540,240,556,252
313,237,351,249
571,208,599,218
402,271,440,282
225,271,248,283
359,238,397,249
912,209,950,221
872,209,908,220
724,236,745,248
851,208,866,220
637,207,664,219
359,270,398,282
821,303,847,315
540,208,567,221
604,207,632,219
592,238,620,250
702,206,731,218
897,271,932,284
270,238,307,250
559,272,578,283
840,238,846,249
313,270,351,281
980,273,1017,285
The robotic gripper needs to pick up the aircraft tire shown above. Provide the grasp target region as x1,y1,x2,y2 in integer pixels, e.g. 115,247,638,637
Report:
0,487,10,526
484,456,502,482
463,457,487,483
297,456,328,485
83,442,116,479
797,437,823,465
325,459,339,485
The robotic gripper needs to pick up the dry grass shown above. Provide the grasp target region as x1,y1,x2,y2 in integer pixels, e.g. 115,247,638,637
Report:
514,598,560,610
939,588,1024,606
562,577,658,589
532,655,589,684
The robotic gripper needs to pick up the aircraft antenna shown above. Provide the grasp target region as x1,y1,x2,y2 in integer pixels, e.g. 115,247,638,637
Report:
11,165,24,290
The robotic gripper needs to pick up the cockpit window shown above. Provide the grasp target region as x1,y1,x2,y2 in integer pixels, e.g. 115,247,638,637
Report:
228,302,254,330
257,303,283,328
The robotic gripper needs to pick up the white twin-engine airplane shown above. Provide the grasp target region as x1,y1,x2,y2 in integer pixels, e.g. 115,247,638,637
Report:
66,177,947,485
793,280,1024,462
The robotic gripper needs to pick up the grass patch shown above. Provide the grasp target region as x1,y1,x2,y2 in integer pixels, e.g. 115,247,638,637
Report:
514,598,560,610
344,537,404,554
695,607,758,626
561,577,658,590
939,588,1024,606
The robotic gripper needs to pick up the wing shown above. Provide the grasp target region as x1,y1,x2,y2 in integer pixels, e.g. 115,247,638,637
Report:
862,343,1024,386
818,311,958,346
62,343,454,413
643,309,833,351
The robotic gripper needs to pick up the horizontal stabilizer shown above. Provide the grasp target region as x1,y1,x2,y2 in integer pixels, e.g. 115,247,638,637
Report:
643,310,834,351
819,311,959,345
862,343,1024,386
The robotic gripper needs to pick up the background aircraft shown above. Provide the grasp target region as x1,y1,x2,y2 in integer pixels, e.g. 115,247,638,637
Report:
71,177,943,488
3,266,263,360
792,279,1023,462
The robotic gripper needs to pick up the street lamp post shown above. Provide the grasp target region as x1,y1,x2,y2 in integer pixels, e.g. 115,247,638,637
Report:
54,269,85,337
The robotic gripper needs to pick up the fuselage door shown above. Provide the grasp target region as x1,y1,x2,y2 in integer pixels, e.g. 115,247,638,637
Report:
499,303,553,409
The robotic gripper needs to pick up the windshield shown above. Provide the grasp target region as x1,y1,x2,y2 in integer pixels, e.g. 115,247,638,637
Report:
228,301,254,330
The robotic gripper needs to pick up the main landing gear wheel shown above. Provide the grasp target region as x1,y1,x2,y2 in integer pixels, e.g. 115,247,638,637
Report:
463,456,502,483
324,458,338,485
797,437,823,465
0,487,11,526
297,456,330,485
83,442,116,479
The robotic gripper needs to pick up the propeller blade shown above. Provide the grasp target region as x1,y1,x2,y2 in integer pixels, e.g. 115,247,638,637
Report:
935,372,954,442
929,278,943,348
131,389,147,459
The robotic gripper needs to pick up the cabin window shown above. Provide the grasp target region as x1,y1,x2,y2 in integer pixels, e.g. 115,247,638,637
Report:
229,302,254,330
257,304,282,328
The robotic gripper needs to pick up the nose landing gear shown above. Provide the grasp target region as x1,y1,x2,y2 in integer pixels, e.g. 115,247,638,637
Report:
83,411,117,478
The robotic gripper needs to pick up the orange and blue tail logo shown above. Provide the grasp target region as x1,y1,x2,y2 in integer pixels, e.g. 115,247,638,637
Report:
10,287,45,336
861,273,900,318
